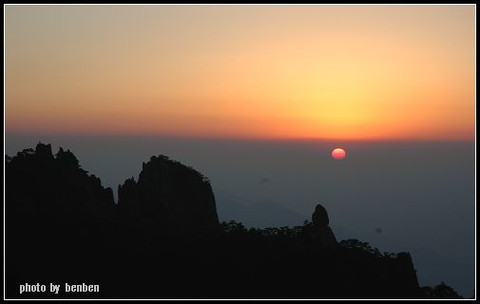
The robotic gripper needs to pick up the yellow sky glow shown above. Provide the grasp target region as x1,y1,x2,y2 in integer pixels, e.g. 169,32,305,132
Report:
5,5,476,140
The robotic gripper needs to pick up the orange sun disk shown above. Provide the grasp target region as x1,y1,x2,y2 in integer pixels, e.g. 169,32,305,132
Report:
331,148,346,160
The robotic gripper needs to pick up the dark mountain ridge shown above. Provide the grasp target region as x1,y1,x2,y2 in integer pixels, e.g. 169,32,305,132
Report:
118,155,219,237
5,143,462,299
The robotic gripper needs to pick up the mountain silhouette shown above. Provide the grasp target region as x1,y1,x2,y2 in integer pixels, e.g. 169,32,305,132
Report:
5,143,463,299
118,155,220,237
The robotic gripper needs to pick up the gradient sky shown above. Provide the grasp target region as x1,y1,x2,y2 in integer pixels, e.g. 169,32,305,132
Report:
5,4,476,140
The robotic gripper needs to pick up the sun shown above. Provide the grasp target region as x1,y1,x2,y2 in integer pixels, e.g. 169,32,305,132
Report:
331,148,346,160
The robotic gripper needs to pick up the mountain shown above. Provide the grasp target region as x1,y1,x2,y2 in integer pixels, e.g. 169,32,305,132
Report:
118,155,220,237
6,143,115,220
215,191,308,228
4,143,462,299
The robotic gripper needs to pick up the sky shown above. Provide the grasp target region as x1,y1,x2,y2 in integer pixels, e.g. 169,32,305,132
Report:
4,4,476,140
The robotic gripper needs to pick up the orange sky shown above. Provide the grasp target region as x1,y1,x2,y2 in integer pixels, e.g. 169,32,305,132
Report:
5,5,476,140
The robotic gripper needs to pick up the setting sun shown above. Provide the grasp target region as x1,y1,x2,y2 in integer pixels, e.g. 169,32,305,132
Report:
331,148,346,160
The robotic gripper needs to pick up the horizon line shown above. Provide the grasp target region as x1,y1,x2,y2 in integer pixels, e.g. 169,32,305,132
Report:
4,131,476,144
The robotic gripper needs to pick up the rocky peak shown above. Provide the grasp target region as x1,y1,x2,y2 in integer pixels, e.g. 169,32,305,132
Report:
35,142,54,161
118,155,220,237
311,203,338,250
6,142,115,220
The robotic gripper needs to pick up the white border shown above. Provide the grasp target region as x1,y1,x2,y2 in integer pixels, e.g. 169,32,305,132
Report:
3,3,477,301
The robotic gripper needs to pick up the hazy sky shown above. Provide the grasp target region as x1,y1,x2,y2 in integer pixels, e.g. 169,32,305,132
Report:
5,4,476,140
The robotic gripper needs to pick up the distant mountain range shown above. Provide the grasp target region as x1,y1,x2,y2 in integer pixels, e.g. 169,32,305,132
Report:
5,143,462,299
216,191,308,228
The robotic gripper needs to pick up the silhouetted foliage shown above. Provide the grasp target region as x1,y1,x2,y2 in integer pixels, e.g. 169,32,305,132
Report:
419,282,463,298
432,282,463,298
5,143,462,299
339,239,383,257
